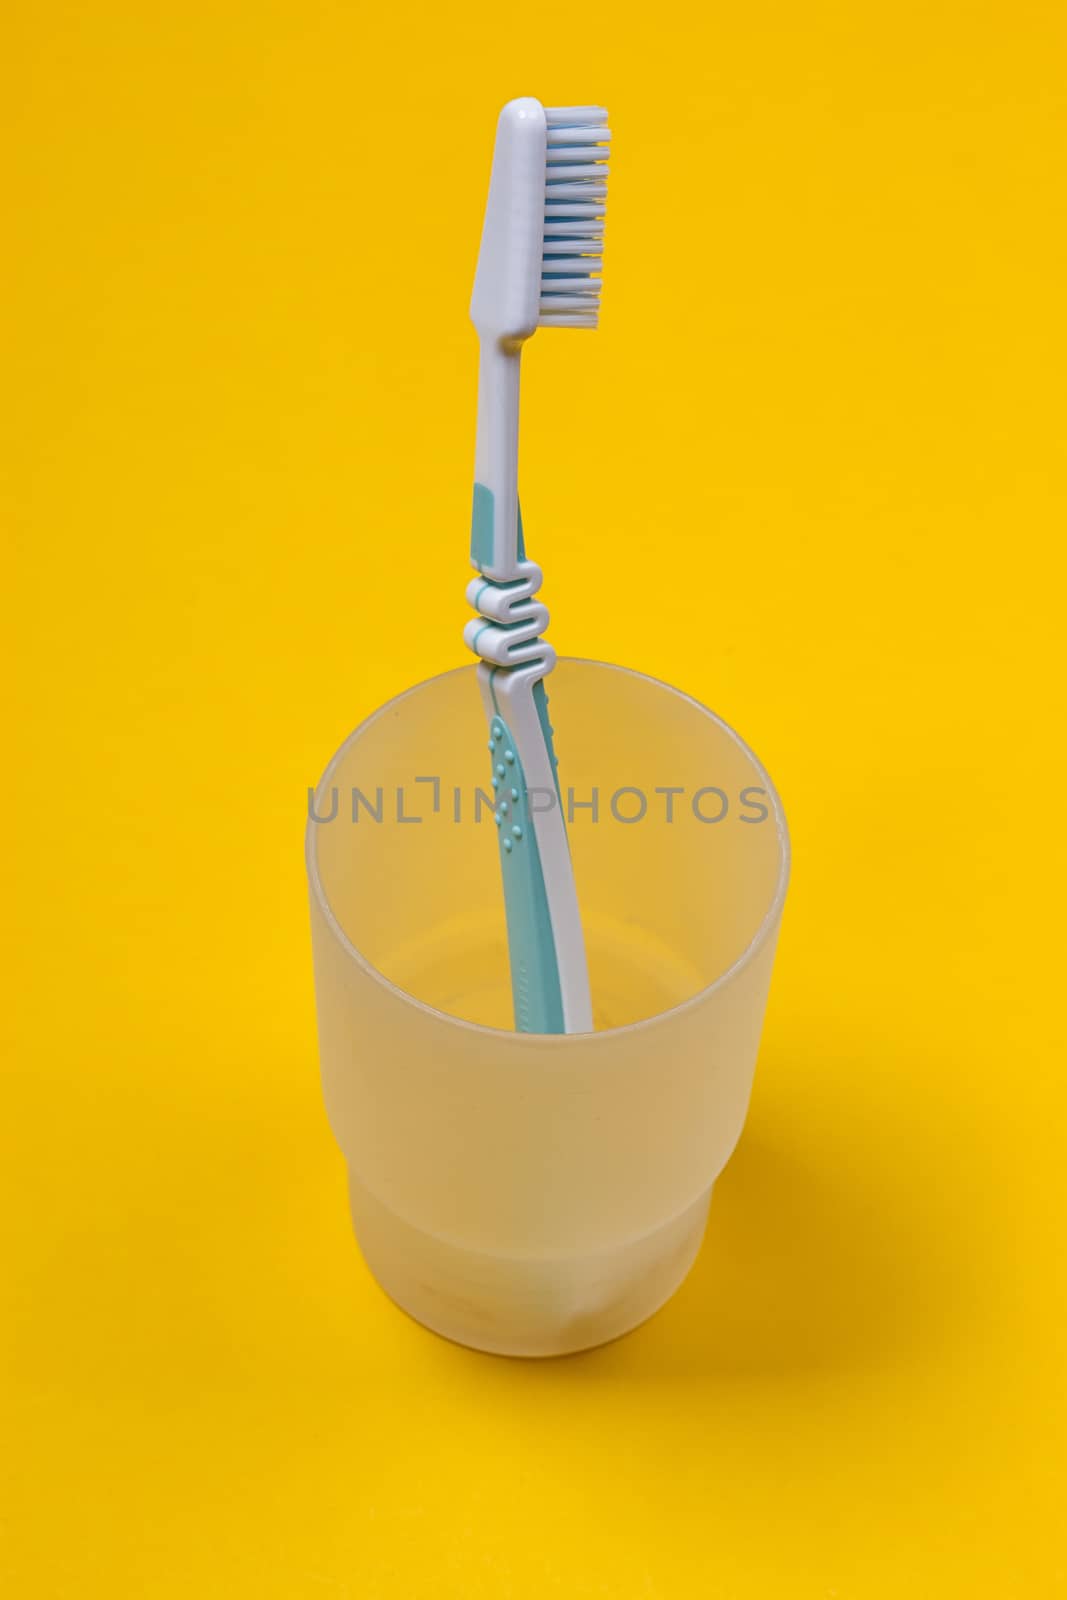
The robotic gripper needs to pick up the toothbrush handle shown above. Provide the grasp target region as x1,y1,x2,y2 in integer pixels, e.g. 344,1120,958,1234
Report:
486,694,565,1033
471,340,523,579
468,336,592,1032
465,533,593,1034
480,662,592,1034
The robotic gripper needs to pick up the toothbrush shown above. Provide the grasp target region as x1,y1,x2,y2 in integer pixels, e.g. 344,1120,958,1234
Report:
463,97,609,1035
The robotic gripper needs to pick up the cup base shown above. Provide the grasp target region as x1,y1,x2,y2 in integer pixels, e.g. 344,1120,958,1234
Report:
347,1171,712,1358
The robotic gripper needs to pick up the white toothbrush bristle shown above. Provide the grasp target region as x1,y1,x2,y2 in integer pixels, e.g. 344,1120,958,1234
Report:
540,105,609,330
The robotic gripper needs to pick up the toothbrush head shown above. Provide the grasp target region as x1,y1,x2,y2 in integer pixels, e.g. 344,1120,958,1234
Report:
471,99,609,344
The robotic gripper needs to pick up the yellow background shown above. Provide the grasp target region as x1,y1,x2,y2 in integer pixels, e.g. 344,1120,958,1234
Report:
5,1,1065,1594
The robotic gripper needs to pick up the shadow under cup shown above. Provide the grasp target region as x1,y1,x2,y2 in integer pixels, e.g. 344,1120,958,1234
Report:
306,659,790,1356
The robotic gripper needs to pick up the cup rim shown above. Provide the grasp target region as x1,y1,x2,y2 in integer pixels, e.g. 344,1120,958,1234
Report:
306,657,791,1046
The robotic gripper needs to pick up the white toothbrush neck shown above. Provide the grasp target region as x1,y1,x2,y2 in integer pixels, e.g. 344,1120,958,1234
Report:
474,336,524,580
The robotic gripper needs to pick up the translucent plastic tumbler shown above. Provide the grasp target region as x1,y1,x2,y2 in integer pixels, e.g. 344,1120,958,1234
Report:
306,659,789,1356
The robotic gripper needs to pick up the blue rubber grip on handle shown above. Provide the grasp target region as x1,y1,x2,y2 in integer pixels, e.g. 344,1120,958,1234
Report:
487,709,565,1033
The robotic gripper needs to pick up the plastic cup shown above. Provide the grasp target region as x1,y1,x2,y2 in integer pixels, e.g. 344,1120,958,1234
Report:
306,659,789,1357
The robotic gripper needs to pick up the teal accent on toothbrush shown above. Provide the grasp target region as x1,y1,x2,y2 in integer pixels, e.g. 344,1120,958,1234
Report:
471,484,527,573
486,710,565,1034
463,97,608,1035
470,483,495,571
